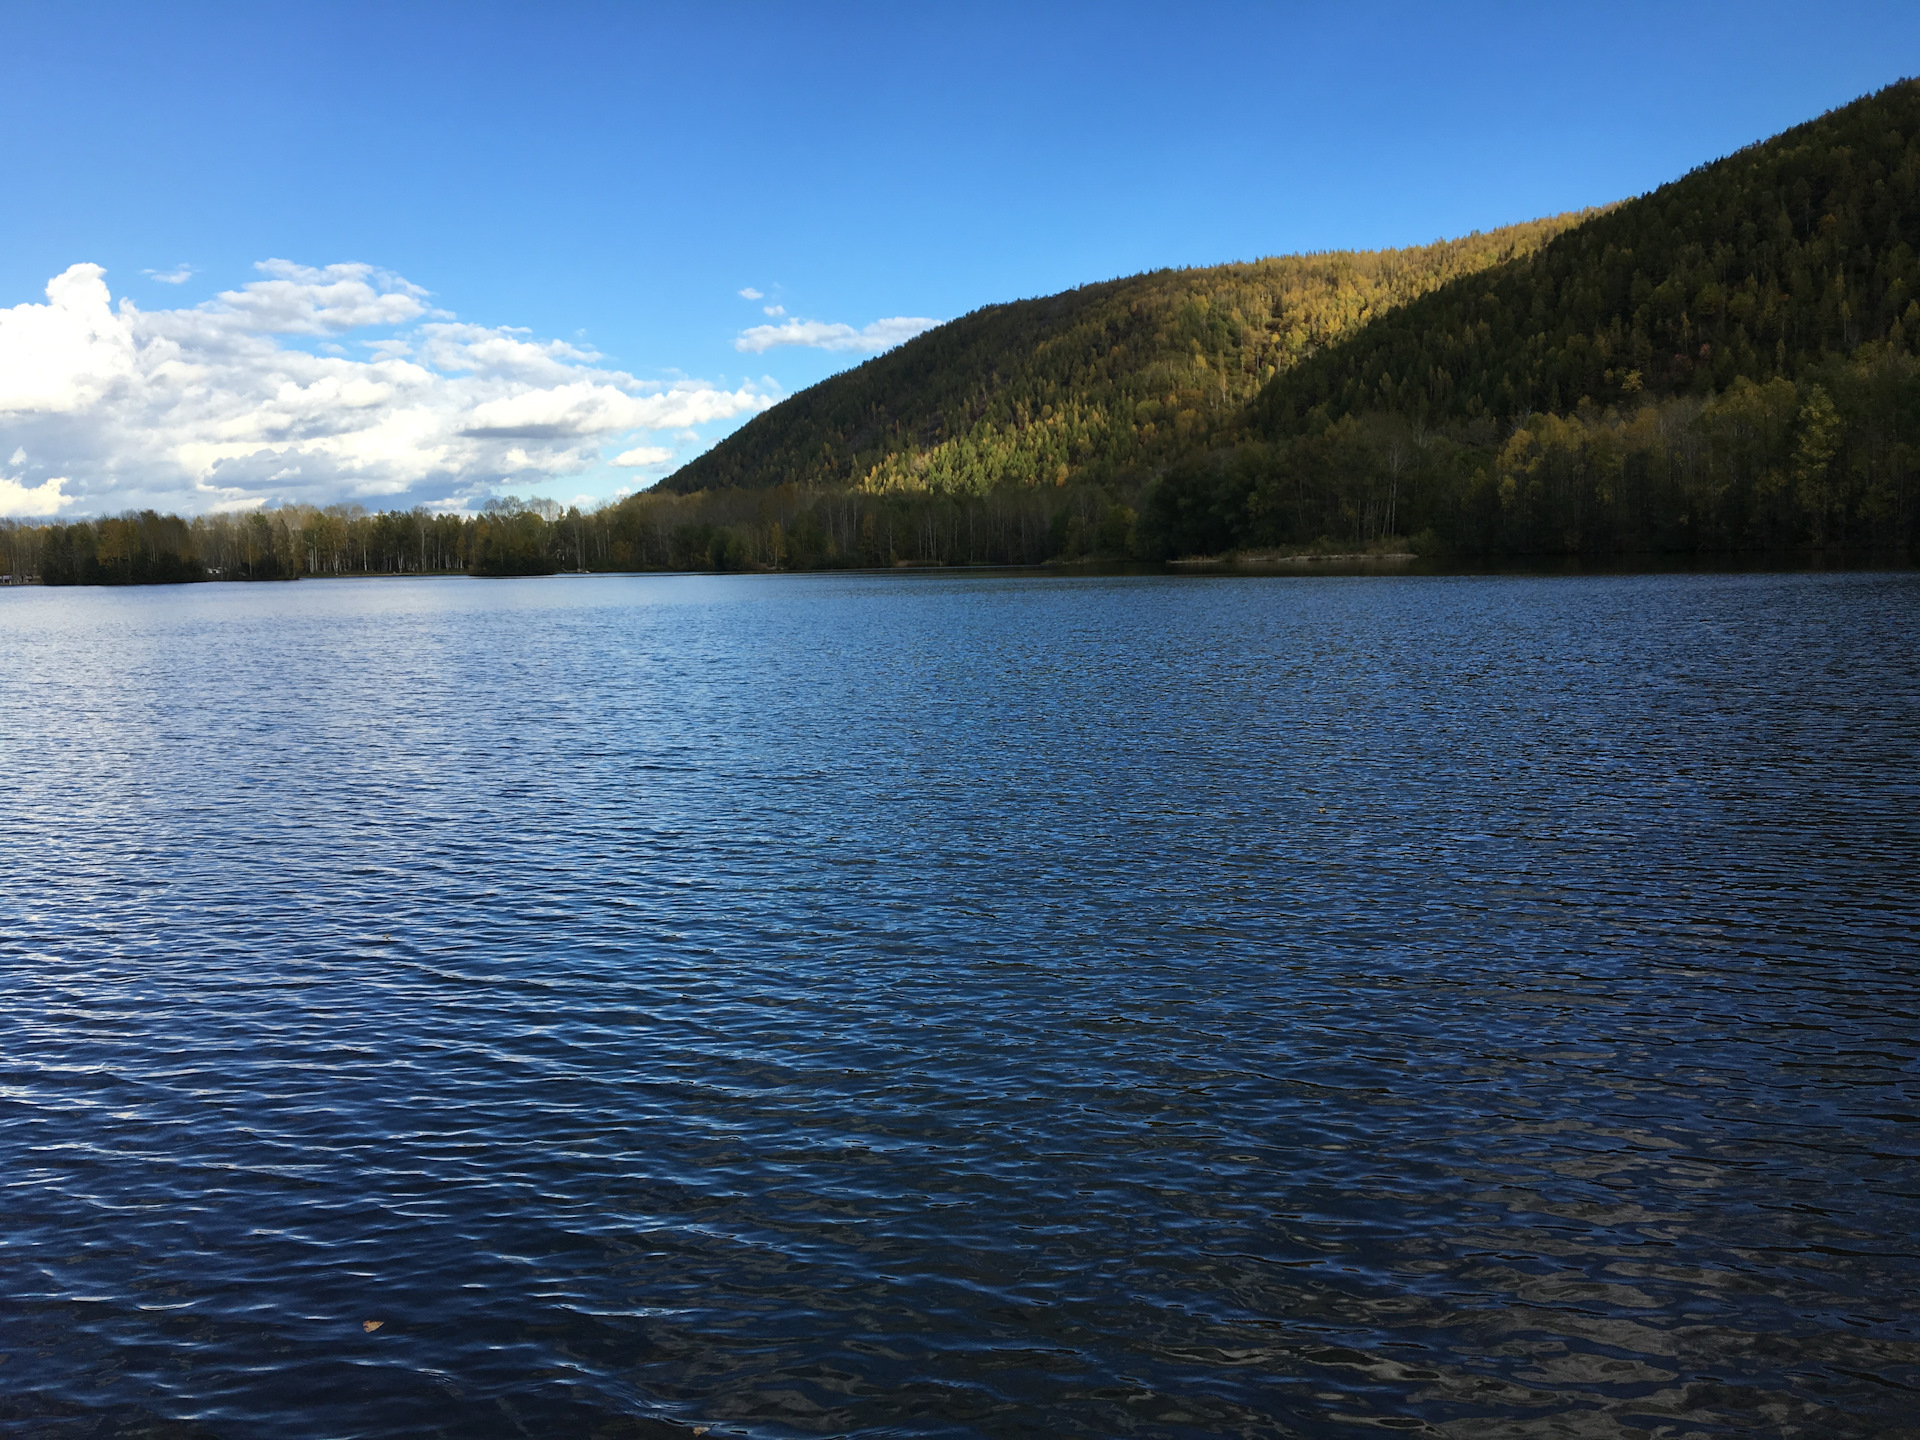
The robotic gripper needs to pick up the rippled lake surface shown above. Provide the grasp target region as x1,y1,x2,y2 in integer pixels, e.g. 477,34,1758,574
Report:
2,570,1918,1439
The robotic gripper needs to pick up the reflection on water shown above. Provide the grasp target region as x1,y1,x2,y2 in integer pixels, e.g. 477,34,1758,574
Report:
1,570,1916,1438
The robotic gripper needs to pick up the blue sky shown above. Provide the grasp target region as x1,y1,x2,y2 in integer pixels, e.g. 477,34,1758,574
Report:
1,0,1916,517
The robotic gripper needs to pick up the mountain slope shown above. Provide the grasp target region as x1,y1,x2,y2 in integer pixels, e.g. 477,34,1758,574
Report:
646,81,1920,560
662,215,1593,496
1253,79,1920,430
1134,79,1920,559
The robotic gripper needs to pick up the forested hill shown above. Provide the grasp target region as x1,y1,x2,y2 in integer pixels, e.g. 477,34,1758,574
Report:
1116,78,1920,559
661,215,1593,496
1252,79,1920,436
18,85,1919,586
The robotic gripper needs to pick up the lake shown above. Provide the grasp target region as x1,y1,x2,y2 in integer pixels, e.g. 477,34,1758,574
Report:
2,570,1916,1438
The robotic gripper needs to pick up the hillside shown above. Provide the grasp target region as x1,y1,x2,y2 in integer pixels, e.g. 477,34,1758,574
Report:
1254,80,1920,433
1139,78,1920,558
661,216,1593,496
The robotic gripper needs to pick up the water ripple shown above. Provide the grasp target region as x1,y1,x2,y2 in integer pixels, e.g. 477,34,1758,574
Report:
1,570,1917,1437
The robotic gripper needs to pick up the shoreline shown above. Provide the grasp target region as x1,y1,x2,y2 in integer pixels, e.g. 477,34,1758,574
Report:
4,549,1917,590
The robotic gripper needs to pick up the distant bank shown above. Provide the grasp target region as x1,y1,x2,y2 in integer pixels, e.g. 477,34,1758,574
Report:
10,80,1920,584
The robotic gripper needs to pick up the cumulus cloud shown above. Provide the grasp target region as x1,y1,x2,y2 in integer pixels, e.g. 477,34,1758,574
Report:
414,322,601,379
734,315,940,355
189,259,428,336
0,261,775,514
462,380,763,439
145,265,195,285
763,304,785,316
612,445,673,467
0,474,74,517
738,287,764,300
0,265,138,414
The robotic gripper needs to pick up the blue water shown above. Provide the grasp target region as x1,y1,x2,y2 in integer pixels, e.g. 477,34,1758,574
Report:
2,570,1917,1439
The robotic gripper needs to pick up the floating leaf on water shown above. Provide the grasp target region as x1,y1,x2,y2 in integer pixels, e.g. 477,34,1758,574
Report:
362,1319,383,1332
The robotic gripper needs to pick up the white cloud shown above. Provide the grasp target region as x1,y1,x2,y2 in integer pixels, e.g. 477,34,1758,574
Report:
0,262,776,514
463,380,765,439
414,322,602,381
0,474,74,517
734,315,939,355
145,265,195,285
763,304,785,316
194,259,429,336
738,287,764,300
0,264,138,414
612,445,673,467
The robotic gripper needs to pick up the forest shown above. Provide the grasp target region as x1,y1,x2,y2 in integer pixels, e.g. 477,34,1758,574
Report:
666,213,1592,498
675,77,1920,562
0,485,1137,584
1178,75,1920,558
6,80,1920,584
1145,347,1919,558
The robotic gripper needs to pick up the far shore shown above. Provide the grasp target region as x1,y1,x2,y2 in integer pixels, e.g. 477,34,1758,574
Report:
1169,548,1417,568
7,549,1917,591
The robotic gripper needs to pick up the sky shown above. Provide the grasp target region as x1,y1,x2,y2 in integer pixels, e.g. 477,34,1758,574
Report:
1,0,1916,519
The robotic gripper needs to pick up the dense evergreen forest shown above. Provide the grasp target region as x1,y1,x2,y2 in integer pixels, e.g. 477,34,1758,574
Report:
665,215,1592,498
7,80,1920,584
1155,79,1920,557
676,77,1920,562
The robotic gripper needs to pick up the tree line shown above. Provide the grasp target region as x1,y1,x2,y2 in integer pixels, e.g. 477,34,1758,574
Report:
0,485,1144,585
6,333,1913,585
1144,343,1920,558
